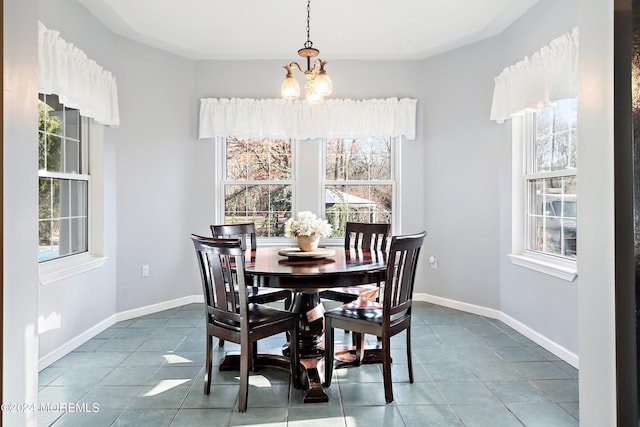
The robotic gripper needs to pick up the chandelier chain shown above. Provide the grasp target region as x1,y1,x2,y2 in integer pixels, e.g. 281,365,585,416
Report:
304,0,313,49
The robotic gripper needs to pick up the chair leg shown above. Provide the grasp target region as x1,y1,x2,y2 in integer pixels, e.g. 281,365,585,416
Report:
382,334,394,403
204,333,213,394
238,341,250,412
323,319,334,387
406,327,414,383
251,341,258,371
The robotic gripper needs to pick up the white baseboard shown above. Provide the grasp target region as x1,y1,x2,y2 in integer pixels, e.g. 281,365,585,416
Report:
414,293,502,319
38,295,203,371
113,295,203,323
40,292,578,371
414,292,579,368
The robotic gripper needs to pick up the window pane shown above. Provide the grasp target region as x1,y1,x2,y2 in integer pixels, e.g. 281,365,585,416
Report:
38,220,60,261
325,185,392,237
65,217,88,255
69,180,88,217
39,177,52,220
527,175,577,258
226,137,291,181
39,178,62,219
65,108,80,140
38,93,46,132
326,138,391,181
46,109,63,136
38,132,46,170
64,139,81,173
224,184,292,237
46,135,63,173
39,220,56,261
38,177,88,262
532,99,577,173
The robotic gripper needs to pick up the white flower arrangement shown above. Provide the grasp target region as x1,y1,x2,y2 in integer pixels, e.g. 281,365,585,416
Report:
284,211,333,238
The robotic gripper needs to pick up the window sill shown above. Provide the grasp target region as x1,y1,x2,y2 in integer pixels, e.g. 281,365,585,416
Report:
39,254,107,285
508,253,577,282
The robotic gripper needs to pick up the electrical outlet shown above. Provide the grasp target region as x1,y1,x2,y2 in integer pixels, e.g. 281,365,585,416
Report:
141,265,150,278
429,256,438,269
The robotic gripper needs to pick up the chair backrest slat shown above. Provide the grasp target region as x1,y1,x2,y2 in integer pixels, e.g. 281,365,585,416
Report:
344,222,391,250
382,232,427,319
211,223,258,251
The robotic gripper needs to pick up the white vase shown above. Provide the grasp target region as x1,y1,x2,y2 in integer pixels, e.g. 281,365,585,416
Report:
297,235,320,252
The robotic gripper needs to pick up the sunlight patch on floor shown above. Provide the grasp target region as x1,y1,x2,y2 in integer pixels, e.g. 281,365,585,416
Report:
143,379,190,396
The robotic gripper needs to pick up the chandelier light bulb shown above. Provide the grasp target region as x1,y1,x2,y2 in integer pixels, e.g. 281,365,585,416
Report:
314,69,333,97
281,67,301,100
305,82,323,104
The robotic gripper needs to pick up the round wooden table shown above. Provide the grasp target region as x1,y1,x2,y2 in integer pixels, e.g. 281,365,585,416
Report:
244,246,387,403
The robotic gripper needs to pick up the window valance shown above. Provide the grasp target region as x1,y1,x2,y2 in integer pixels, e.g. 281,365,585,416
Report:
198,97,417,140
490,27,578,123
38,22,120,126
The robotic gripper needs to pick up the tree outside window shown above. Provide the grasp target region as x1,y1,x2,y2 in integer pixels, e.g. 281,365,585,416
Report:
325,137,393,237
221,136,396,239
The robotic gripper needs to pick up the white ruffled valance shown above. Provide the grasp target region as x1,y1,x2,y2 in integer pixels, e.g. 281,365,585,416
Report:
198,98,417,140
38,22,120,126
490,27,578,122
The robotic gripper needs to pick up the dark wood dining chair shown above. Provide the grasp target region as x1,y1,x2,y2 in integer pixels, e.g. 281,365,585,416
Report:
211,223,292,306
319,222,391,303
190,235,300,412
323,231,427,404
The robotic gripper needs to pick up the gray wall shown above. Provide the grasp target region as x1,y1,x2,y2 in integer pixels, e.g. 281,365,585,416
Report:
110,30,199,313
420,38,503,311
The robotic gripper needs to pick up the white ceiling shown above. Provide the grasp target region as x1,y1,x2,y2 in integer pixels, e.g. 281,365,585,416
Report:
77,0,538,61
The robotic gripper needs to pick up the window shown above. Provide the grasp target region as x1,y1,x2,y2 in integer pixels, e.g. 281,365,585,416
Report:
222,137,293,236
218,136,397,239
38,94,89,262
324,137,394,237
510,98,577,280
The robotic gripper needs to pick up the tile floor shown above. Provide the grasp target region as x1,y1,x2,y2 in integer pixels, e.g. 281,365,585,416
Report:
38,301,579,426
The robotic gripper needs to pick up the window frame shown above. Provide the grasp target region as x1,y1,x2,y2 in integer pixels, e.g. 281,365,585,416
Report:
218,136,295,240
509,103,578,282
322,137,398,245
38,104,106,285
214,136,399,246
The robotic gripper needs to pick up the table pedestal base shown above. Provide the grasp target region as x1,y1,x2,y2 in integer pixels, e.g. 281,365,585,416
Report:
299,359,328,403
218,353,329,403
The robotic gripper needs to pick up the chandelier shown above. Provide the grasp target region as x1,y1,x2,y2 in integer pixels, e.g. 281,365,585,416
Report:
281,0,333,104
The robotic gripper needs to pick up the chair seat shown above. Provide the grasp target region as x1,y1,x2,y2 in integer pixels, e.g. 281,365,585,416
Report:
320,285,379,303
211,303,299,331
325,300,384,323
